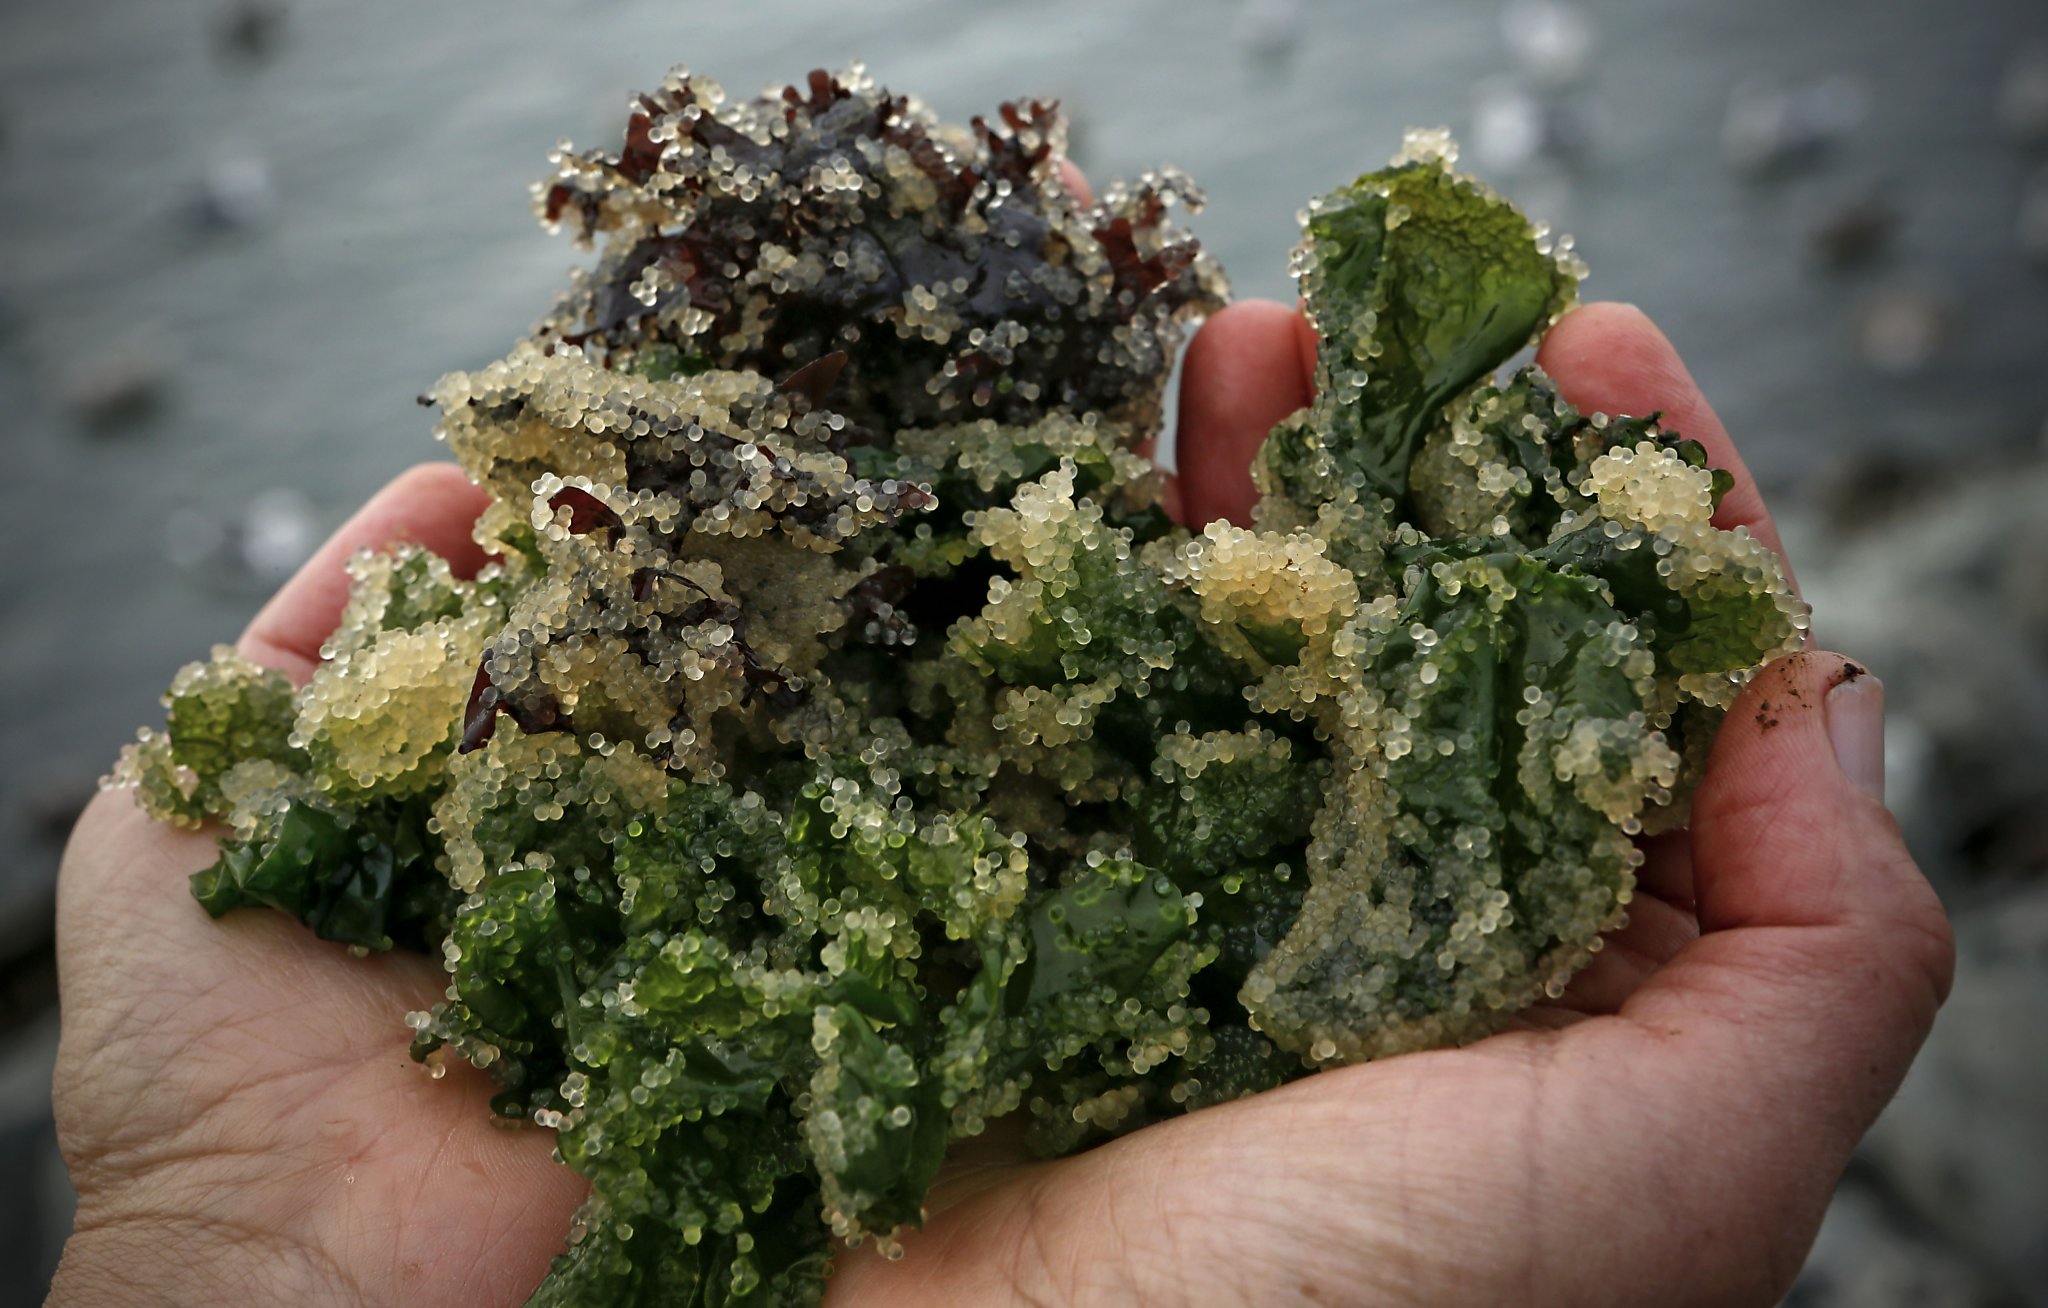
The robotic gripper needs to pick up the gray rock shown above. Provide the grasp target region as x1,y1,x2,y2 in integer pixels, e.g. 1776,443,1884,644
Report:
1499,0,1597,90
1789,1172,2022,1308
1997,44,2048,148
1852,282,1955,377
1811,186,1900,272
0,1015,71,1306
1855,885,2048,1301
2018,166,2048,268
1724,76,1869,178
1785,454,2048,882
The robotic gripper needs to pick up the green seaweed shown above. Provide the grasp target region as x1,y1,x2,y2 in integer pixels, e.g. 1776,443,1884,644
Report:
112,77,1806,1307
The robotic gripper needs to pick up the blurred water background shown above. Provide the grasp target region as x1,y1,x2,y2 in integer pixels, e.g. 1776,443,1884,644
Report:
3,0,2046,1302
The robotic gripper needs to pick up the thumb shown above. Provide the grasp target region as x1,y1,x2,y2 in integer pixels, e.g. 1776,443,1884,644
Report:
1667,650,1953,1018
1622,649,1954,1172
1578,652,1956,1300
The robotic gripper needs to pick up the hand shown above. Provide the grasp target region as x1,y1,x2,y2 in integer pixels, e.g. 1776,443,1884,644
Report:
828,303,1956,1306
47,302,1953,1307
51,467,587,1304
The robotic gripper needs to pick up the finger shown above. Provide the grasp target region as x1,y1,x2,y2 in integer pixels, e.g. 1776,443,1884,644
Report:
237,463,492,684
1536,302,1792,573
1677,654,1946,955
1057,159,1094,208
1531,834,1699,1019
1634,830,1695,913
1618,650,1953,1164
1533,892,1700,1021
1172,299,1316,527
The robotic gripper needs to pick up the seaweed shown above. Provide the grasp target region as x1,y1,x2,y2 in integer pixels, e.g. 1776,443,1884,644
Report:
112,75,1805,1307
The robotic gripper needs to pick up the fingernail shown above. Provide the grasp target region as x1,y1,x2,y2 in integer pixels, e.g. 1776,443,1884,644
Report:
1825,671,1886,802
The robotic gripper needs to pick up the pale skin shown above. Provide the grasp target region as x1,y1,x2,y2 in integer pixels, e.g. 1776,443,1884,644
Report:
49,299,1954,1307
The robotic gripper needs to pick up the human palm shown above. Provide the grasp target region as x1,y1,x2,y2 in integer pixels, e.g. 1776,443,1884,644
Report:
52,302,1953,1307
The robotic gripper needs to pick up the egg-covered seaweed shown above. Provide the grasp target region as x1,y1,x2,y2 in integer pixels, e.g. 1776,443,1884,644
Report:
114,70,1805,1307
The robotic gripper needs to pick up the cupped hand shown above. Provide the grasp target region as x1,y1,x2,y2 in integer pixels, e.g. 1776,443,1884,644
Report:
828,301,1953,1306
49,302,1953,1308
52,468,586,1305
